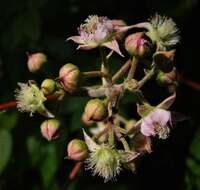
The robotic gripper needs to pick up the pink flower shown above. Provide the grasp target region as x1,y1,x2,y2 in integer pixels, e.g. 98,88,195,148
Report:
140,108,171,139
67,15,125,56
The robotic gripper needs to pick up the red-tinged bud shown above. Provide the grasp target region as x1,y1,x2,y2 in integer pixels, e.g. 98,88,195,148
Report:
40,119,60,141
67,139,89,161
82,99,108,124
153,50,175,73
125,32,150,57
27,53,47,73
41,79,56,95
157,69,177,86
59,63,81,93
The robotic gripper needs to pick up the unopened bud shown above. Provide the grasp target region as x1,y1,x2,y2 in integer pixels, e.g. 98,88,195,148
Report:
67,139,89,161
153,50,175,73
27,53,47,73
41,79,56,95
157,69,176,86
125,32,150,57
59,63,81,93
40,119,60,141
82,99,108,124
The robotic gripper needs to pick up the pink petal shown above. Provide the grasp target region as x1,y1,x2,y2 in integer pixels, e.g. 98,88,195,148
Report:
157,93,176,110
150,109,171,125
67,36,83,44
77,44,98,50
115,22,151,33
140,116,156,137
102,40,124,57
141,121,155,137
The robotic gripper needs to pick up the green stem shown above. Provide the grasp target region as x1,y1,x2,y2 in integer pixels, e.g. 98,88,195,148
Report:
120,137,130,151
112,59,131,83
127,56,138,80
108,128,115,146
99,48,112,86
82,71,107,78
116,114,128,124
137,67,155,89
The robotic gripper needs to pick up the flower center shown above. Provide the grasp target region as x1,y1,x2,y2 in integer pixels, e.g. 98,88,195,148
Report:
154,122,170,139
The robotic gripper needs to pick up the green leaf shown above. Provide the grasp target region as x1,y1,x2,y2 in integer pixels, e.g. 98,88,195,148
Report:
39,144,59,188
0,112,18,130
0,129,12,175
27,136,43,167
185,128,200,189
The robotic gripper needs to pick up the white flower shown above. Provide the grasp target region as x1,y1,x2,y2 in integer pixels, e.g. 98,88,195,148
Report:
147,14,180,50
83,130,121,182
133,14,180,50
15,81,54,117
67,15,124,56
140,108,171,139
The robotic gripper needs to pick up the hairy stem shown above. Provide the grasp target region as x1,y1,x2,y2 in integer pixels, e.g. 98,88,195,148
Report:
127,56,138,80
137,67,155,89
82,71,107,78
112,59,131,83
120,137,130,151
100,48,112,85
68,162,82,180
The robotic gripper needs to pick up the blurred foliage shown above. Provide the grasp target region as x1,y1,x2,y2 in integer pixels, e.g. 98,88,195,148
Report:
185,127,200,190
0,129,12,175
0,0,200,190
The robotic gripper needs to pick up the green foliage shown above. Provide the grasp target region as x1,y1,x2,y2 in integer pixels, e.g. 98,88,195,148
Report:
0,112,19,130
0,129,12,175
27,136,60,189
185,128,200,190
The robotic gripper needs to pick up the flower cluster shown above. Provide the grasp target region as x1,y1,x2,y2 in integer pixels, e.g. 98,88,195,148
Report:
14,14,182,182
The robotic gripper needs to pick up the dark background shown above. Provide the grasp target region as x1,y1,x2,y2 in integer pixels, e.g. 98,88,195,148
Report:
0,0,200,190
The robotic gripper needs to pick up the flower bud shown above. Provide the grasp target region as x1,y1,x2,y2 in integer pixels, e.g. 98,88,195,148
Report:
157,69,176,86
67,139,89,161
82,99,108,124
41,79,56,95
153,50,175,73
27,53,47,73
59,63,81,93
125,32,150,57
40,119,60,141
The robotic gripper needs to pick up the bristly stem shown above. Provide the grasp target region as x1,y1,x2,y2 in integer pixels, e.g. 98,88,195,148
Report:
0,94,62,111
99,48,112,86
68,162,82,180
127,56,138,80
82,71,107,78
112,59,131,83
120,137,130,151
0,101,17,111
137,67,155,89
